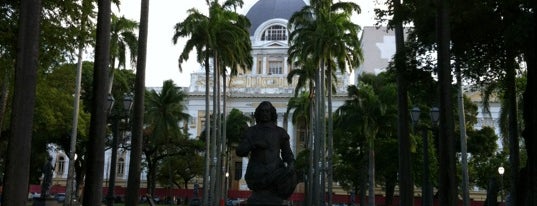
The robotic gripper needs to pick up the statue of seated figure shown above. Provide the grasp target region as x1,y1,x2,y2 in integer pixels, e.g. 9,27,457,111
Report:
236,101,297,205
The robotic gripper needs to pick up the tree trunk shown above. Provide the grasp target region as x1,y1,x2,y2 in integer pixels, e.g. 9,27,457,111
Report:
222,72,228,201
384,172,397,206
202,56,211,205
312,63,322,205
83,0,111,204
456,61,470,206
125,0,148,205
504,49,520,206
521,10,536,204
2,0,41,205
65,27,85,206
327,65,334,206
210,53,218,205
437,0,457,205
393,0,413,204
368,139,375,206
0,71,10,141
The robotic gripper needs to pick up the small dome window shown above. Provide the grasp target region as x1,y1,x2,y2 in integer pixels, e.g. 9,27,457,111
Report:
261,25,287,41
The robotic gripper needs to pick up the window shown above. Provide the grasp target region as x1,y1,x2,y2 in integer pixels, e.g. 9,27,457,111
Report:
117,158,125,176
269,61,283,74
56,156,65,175
261,25,287,41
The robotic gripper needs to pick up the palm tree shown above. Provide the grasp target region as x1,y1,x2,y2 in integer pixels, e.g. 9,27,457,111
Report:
212,4,251,202
142,80,190,196
83,0,112,204
172,6,212,204
343,82,386,206
107,15,138,94
173,1,250,204
288,1,362,204
125,0,148,204
2,0,42,205
145,80,189,139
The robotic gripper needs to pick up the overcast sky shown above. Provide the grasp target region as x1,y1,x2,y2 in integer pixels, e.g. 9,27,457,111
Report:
117,0,382,87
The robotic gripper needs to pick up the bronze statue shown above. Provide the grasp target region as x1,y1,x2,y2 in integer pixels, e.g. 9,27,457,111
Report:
236,101,297,205
41,156,54,198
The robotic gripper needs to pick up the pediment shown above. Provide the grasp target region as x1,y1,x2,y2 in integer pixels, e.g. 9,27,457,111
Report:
261,41,287,48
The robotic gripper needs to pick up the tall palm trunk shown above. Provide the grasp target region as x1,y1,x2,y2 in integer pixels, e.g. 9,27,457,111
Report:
221,71,228,200
312,63,322,205
456,60,470,206
2,0,41,205
202,56,211,205
393,0,413,204
437,0,457,205
0,70,10,141
320,61,326,204
83,0,111,204
65,32,85,206
519,9,536,205
503,49,520,206
368,134,376,206
125,0,148,205
306,94,315,206
521,36,536,206
210,53,219,205
327,65,334,206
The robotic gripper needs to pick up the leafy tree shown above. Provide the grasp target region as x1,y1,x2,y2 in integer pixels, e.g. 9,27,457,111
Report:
143,80,189,196
157,139,204,189
333,87,368,205
375,0,535,203
334,73,398,206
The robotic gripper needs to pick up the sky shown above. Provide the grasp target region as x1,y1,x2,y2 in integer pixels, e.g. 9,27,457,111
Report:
117,0,382,87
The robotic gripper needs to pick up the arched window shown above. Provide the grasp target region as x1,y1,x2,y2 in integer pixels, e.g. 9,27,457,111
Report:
56,156,65,176
261,25,287,41
117,157,125,177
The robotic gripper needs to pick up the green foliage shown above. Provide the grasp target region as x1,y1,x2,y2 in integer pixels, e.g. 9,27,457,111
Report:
144,80,189,143
157,139,204,189
173,0,252,75
30,63,92,183
333,73,399,192
143,80,191,195
225,108,250,147
467,127,499,158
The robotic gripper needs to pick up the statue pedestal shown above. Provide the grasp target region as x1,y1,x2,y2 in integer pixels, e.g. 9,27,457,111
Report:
245,190,288,206
32,197,58,206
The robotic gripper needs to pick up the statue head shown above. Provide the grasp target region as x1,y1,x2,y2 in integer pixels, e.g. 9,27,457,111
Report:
254,101,277,124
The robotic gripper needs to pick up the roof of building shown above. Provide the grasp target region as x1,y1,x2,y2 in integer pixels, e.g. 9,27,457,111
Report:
246,0,306,34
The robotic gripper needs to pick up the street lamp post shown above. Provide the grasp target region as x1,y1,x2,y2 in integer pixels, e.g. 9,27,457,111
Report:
106,94,133,206
498,166,505,204
410,106,439,206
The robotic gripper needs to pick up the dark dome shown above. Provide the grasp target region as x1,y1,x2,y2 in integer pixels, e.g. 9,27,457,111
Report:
246,0,306,34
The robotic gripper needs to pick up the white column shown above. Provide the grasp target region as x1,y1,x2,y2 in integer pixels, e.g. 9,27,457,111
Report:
262,56,267,74
284,57,288,74
252,56,257,74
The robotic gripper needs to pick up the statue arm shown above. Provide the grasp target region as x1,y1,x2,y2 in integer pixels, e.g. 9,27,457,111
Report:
280,131,294,164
